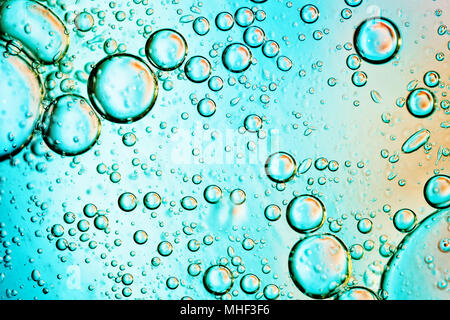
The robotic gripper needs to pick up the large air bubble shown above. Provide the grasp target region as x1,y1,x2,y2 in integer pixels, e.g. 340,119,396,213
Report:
42,94,101,156
87,53,158,123
0,0,69,64
0,49,43,160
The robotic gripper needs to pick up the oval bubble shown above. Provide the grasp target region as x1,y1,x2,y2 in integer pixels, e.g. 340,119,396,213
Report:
401,128,430,154
145,29,188,71
288,233,351,299
0,0,69,64
354,17,401,64
222,43,252,73
42,94,101,156
88,53,158,123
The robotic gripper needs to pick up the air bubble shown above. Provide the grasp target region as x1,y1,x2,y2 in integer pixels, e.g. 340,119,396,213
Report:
0,0,70,64
406,88,435,118
222,43,252,73
197,98,216,117
265,152,297,183
0,48,43,160
118,192,138,212
286,194,326,233
300,4,319,24
88,53,158,123
354,17,401,64
145,29,188,71
184,56,211,83
288,233,351,299
423,175,450,209
393,209,417,233
203,265,234,295
193,17,210,36
42,95,101,156
216,12,234,31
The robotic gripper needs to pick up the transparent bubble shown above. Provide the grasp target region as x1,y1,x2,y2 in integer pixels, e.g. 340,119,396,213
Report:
83,203,98,218
341,8,352,20
345,0,363,7
143,192,162,210
222,43,252,73
208,76,224,91
240,274,260,294
51,224,64,237
145,29,188,71
88,53,158,123
263,284,280,300
188,263,202,276
346,54,361,70
0,48,43,160
42,94,101,156
401,129,430,154
181,196,198,210
287,194,326,233
357,218,372,234
336,286,378,300
235,7,255,27
197,98,216,117
423,175,450,209
406,88,435,118
264,204,282,221
215,12,234,31
75,12,94,32
244,114,263,132
354,17,401,64
393,209,417,233
381,209,449,299
193,17,210,36
0,0,69,64
277,56,293,71
204,185,223,204
423,71,440,88
262,40,280,58
118,192,138,212
288,234,351,299
352,71,367,87
133,230,148,245
300,4,319,24
122,132,136,147
230,189,246,205
350,244,364,260
265,152,297,183
203,265,234,295
158,241,173,256
94,215,109,230
243,26,265,48
184,56,211,83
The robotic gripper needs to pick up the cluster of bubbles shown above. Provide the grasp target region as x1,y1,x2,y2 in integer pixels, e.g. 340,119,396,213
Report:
0,0,448,301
